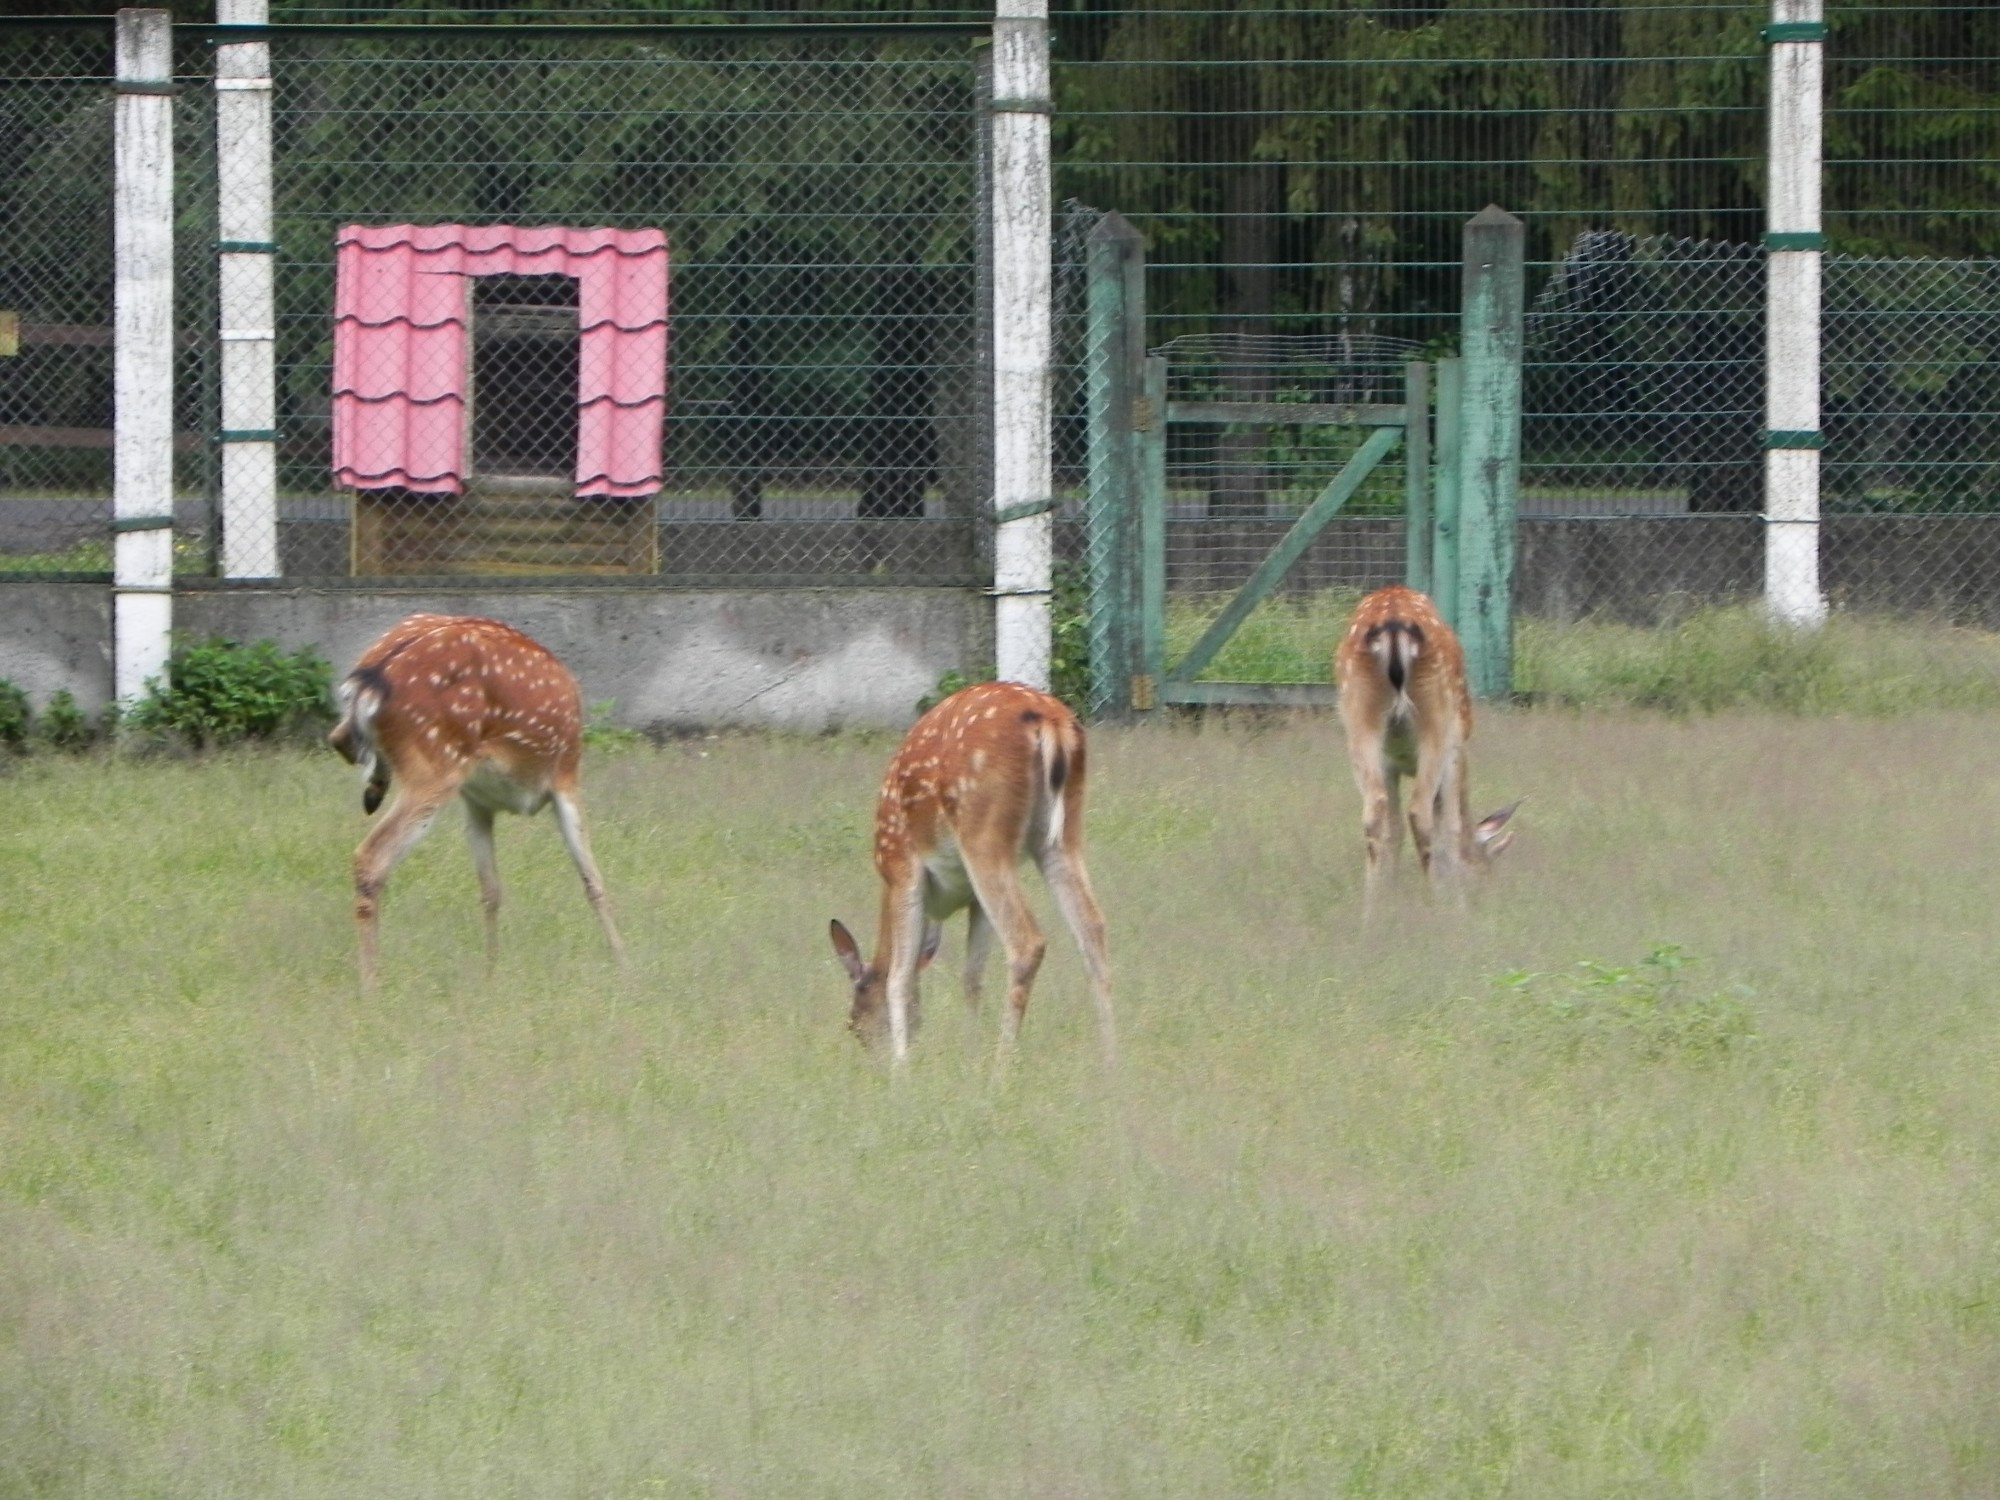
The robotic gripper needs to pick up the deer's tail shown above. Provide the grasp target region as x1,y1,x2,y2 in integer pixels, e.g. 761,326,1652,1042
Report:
330,668,391,814
1365,618,1426,696
1035,710,1085,852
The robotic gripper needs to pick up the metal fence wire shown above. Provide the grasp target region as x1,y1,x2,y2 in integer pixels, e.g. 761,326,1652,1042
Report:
257,29,984,583
5,7,1999,626
1522,233,2000,622
0,26,215,577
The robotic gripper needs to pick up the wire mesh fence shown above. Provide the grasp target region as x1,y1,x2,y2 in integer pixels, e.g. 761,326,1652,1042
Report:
1052,2,2000,635
1522,234,2000,622
0,24,215,577
5,6,1999,634
259,26,984,582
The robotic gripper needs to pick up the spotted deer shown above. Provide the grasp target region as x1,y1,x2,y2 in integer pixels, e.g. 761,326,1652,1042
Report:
1335,586,1518,914
328,613,625,985
828,680,1114,1068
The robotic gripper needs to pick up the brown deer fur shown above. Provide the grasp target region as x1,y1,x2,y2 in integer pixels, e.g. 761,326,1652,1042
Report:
1334,586,1517,912
329,613,624,985
828,680,1114,1068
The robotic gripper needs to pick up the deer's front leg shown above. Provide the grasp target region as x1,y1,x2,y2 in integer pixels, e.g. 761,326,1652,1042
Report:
963,902,995,1023
353,786,452,990
882,881,929,1065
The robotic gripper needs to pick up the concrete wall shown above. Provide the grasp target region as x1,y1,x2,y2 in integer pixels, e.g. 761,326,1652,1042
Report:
0,584,992,732
0,584,114,716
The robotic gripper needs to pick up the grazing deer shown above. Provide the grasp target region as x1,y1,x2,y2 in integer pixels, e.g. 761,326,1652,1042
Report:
328,613,625,985
1334,586,1518,914
828,680,1114,1069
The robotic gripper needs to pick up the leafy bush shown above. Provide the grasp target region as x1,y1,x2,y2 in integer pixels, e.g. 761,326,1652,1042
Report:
125,636,334,748
915,562,1092,718
1048,560,1091,714
37,689,95,751
1486,943,1757,1064
0,679,28,749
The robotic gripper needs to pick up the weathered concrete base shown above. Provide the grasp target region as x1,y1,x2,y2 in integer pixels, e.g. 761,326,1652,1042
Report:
0,584,993,732
0,584,114,716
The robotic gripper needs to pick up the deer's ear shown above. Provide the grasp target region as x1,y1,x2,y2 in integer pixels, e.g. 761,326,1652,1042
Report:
918,921,943,970
829,920,868,985
1475,800,1521,857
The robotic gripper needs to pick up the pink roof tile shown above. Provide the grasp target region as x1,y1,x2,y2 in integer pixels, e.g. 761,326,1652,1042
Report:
331,224,669,498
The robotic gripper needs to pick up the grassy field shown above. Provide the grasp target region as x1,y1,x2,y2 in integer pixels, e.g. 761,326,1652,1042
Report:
4,705,2000,1496
1170,594,2000,715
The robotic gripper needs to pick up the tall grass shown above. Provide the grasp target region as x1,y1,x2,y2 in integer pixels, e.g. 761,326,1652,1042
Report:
4,708,1999,1495
1166,592,2000,714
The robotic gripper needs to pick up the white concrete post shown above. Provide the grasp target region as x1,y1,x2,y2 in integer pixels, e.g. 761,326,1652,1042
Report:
1763,0,1828,627
988,0,1054,689
216,0,280,578
114,8,176,705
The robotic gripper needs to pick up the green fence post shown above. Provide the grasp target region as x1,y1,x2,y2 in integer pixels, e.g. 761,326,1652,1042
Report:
1083,211,1148,717
1431,356,1463,629
1138,355,1168,708
1402,359,1431,594
1457,205,1525,698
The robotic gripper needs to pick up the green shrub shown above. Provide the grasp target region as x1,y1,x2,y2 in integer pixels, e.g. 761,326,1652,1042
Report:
125,636,335,748
915,562,1092,719
37,689,95,751
0,679,29,749
1048,561,1091,714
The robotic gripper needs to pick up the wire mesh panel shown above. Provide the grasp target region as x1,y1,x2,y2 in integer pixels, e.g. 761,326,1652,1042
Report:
1153,334,1415,684
0,24,215,580
1053,4,1769,354
1823,256,2000,622
1519,232,1766,621
256,27,982,583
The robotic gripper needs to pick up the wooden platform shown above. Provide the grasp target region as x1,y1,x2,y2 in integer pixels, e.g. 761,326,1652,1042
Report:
350,477,658,576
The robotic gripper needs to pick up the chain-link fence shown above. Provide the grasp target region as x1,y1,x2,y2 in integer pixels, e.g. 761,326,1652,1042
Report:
2,19,987,585
263,26,984,583
1522,233,2000,623
1053,2,2000,635
7,6,1999,638
0,23,215,578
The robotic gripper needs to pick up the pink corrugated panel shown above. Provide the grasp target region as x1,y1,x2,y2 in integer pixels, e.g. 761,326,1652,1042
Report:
332,224,669,497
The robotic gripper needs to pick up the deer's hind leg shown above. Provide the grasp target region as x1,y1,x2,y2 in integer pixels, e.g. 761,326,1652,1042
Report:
550,789,624,963
1039,840,1115,1065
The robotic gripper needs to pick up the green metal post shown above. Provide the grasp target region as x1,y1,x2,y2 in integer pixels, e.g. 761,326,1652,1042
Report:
1138,355,1168,707
1431,356,1463,629
1457,205,1525,698
1402,359,1431,594
1083,211,1147,717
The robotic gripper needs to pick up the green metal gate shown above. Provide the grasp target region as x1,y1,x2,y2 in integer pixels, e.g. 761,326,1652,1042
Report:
1080,207,1525,716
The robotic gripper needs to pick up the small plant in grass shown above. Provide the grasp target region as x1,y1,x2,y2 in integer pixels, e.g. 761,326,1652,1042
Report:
582,699,647,753
1048,560,1092,712
37,689,95,750
1488,943,1757,1063
917,665,991,716
917,562,1093,717
125,636,334,748
0,678,29,749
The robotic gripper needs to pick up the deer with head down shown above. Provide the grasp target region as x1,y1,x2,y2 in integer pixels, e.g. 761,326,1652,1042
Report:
828,680,1114,1070
1335,586,1518,916
328,613,624,986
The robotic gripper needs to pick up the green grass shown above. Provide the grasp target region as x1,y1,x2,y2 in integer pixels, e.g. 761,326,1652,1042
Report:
5,709,2000,1495
1166,592,2000,713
